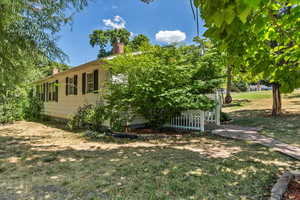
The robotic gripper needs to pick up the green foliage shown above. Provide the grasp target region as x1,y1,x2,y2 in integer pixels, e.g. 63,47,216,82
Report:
67,104,94,130
127,34,151,50
23,90,44,121
89,29,131,58
84,103,109,132
0,0,88,88
0,87,43,123
233,81,248,92
67,102,128,132
41,62,70,77
105,45,224,128
0,88,25,124
192,0,300,94
0,0,88,123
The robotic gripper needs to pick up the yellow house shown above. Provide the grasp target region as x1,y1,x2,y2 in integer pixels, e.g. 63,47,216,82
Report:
34,59,110,120
34,44,147,127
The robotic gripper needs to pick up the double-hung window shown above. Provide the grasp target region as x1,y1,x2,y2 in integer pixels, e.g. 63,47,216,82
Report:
66,75,78,96
87,73,94,93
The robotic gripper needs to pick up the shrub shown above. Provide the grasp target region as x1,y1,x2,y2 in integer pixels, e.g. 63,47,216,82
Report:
105,45,224,128
233,81,248,92
0,88,26,124
84,103,109,132
23,89,44,121
67,104,94,130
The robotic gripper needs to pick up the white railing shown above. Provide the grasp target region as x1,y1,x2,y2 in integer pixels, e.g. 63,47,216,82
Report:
166,91,222,132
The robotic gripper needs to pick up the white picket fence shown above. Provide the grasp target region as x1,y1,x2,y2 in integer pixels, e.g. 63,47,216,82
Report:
166,91,222,132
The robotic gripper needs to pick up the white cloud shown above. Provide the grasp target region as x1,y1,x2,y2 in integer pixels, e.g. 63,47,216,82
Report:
155,30,186,44
102,15,126,29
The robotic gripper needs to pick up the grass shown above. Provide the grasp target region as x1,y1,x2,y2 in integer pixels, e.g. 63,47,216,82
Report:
231,90,272,100
224,90,300,147
0,121,298,199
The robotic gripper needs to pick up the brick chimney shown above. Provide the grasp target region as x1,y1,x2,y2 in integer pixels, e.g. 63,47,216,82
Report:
112,42,124,55
52,68,59,75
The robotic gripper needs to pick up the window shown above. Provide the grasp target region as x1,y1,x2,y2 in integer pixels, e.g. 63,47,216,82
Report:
66,75,78,96
44,81,58,102
82,70,98,95
48,82,53,101
87,73,94,93
68,77,74,95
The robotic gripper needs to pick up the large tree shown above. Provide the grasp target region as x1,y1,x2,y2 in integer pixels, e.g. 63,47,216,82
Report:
0,0,88,89
89,29,151,58
142,0,300,116
89,28,131,58
0,0,88,123
192,0,300,116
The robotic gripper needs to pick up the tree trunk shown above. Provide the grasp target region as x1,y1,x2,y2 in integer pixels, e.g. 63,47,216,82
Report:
225,65,232,104
272,83,282,116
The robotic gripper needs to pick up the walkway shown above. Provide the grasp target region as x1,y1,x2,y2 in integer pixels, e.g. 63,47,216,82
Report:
212,125,300,160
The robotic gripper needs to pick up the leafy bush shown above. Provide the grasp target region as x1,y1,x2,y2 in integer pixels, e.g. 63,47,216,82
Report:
0,88,26,124
105,45,224,128
23,90,44,121
67,104,94,130
233,81,248,92
84,103,109,132
67,102,127,134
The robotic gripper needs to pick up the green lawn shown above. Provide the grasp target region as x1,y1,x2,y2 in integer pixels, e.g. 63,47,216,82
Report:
224,90,300,147
0,121,298,200
231,90,272,100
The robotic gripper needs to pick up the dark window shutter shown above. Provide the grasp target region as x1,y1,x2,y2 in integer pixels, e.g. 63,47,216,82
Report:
46,83,49,101
35,85,39,98
82,73,86,95
55,80,59,102
49,83,51,101
74,75,78,95
94,70,99,93
43,83,46,101
66,77,69,96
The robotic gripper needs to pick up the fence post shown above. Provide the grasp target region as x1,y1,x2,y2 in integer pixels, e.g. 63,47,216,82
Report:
200,111,205,132
215,91,221,126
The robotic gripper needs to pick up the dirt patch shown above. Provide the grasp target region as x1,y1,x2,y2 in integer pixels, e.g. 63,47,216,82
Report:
0,121,241,158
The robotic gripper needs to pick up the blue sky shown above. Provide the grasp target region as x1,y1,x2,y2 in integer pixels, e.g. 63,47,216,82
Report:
58,0,205,66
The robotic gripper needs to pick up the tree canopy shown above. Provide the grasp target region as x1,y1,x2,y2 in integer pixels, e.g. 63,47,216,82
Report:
89,29,131,58
192,0,300,115
0,0,88,123
0,0,88,89
89,29,152,58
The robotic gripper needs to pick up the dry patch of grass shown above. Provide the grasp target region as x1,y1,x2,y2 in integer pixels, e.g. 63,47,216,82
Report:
224,90,300,147
0,121,298,199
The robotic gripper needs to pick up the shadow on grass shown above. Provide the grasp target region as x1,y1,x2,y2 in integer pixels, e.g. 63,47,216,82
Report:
287,93,300,99
227,109,300,147
0,131,298,200
223,99,251,108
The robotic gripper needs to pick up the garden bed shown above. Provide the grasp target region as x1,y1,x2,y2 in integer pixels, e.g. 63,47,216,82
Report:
283,177,300,200
270,171,300,200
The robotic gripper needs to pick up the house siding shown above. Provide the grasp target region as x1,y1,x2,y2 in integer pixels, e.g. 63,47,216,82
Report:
37,63,108,120
35,61,146,127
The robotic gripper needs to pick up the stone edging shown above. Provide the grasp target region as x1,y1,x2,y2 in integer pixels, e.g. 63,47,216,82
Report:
270,171,300,200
